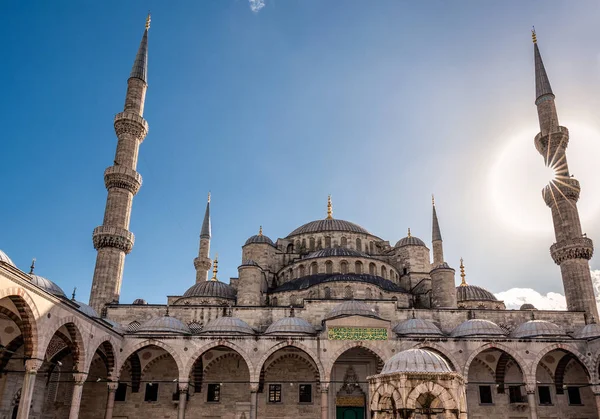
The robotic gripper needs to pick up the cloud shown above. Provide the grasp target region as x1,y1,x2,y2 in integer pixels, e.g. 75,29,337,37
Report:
494,270,600,310
249,0,266,12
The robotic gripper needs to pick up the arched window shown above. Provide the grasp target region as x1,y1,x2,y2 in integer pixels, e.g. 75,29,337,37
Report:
355,261,363,274
311,262,318,275
381,266,387,279
290,295,297,306
344,286,353,300
289,268,294,279
365,288,372,299
356,238,362,251
325,236,332,248
317,238,322,250
272,297,278,306
298,264,305,277
369,241,374,254
287,243,294,253
324,287,331,299
325,260,333,274
340,237,347,247
309,237,316,251
340,261,348,274
392,296,398,302
301,238,306,250
369,263,376,275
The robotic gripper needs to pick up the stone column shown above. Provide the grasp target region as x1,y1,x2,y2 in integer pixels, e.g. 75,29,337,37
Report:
321,387,329,419
526,387,538,419
177,382,189,419
16,359,42,419
249,384,259,419
69,372,88,419
104,382,119,419
592,388,600,418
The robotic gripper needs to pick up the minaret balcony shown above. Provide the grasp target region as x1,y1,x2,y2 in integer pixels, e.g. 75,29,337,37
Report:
104,166,142,195
114,111,148,142
92,226,135,254
542,178,580,206
534,126,569,156
550,237,594,264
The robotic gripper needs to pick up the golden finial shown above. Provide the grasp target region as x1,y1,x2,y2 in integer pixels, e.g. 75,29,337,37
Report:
207,192,211,203
407,228,411,238
258,226,263,236
211,255,218,281
531,26,537,44
459,257,467,286
146,13,151,30
327,195,333,220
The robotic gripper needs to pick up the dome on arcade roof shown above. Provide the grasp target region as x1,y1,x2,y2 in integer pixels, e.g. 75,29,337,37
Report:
381,349,452,374
265,314,316,335
0,249,15,267
29,274,66,297
395,229,426,247
574,321,600,340
137,315,191,335
326,300,380,320
74,300,99,318
520,303,537,310
245,226,275,246
305,247,369,259
511,320,566,338
184,257,236,299
202,316,255,335
451,319,506,338
133,298,148,305
393,318,444,337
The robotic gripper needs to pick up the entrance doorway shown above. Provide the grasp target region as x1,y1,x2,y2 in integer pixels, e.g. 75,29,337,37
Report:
336,406,364,419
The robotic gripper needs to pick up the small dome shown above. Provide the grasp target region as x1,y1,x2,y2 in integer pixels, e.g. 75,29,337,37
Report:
382,349,452,374
395,235,426,248
0,249,15,267
511,320,565,338
456,285,498,302
183,280,236,299
574,322,600,340
137,316,191,335
265,316,316,335
29,274,66,297
133,298,148,305
202,316,255,335
326,300,380,320
245,234,275,246
393,318,444,337
74,300,99,318
288,219,370,237
305,247,369,259
520,303,537,310
451,319,506,338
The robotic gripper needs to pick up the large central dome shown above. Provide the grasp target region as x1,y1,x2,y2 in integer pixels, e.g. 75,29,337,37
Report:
287,219,370,237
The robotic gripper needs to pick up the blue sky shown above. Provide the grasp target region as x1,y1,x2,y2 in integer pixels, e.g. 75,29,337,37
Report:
1,1,600,305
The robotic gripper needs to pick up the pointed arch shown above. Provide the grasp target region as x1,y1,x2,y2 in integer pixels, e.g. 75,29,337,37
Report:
370,382,403,411
118,339,184,380
529,343,592,383
40,315,87,371
0,287,40,358
463,342,527,380
84,337,117,380
405,382,458,411
183,340,253,382
326,342,387,382
255,342,325,388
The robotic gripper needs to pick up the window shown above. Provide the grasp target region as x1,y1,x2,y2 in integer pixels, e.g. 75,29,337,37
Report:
324,287,331,299
365,288,372,299
325,237,331,248
567,386,582,405
299,384,312,403
341,261,348,274
355,261,363,274
356,238,361,250
344,286,353,300
508,385,524,403
268,384,282,403
369,263,376,275
144,383,158,402
538,386,552,405
115,383,127,402
381,266,387,279
316,238,322,250
479,386,492,404
309,238,315,251
298,265,305,277
310,263,318,275
207,384,220,402
325,261,333,274
340,237,347,247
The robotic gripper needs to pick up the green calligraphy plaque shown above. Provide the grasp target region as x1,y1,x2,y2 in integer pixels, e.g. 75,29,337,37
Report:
328,327,387,341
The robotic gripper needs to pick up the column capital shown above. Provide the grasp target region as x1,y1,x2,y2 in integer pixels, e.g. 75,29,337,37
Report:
525,383,537,394
24,359,43,373
107,382,119,392
250,382,260,392
178,382,189,393
73,372,88,385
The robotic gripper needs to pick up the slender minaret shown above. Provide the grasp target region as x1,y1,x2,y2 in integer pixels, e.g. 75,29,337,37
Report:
89,15,151,312
532,30,597,320
432,195,444,265
194,193,212,283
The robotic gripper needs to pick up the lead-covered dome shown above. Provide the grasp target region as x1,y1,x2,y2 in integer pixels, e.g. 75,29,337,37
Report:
382,349,452,374
137,315,191,335
265,316,316,335
202,316,255,335
393,318,444,337
511,320,565,338
456,285,497,302
29,274,66,297
74,300,99,318
574,322,600,340
0,249,15,267
306,247,369,259
326,300,380,320
395,235,426,248
288,219,370,237
520,303,537,310
245,227,275,246
133,298,148,305
183,280,236,300
451,319,506,337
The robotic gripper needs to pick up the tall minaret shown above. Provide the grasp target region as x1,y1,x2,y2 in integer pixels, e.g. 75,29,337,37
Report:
89,15,151,312
432,195,444,265
532,30,597,320
194,193,212,283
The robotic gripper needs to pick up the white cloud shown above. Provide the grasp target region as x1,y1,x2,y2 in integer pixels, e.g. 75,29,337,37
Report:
249,0,266,12
494,270,600,310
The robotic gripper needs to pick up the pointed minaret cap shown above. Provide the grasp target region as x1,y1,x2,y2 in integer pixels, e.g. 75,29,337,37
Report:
432,195,442,242
532,28,554,101
200,192,211,239
459,258,468,286
130,13,150,83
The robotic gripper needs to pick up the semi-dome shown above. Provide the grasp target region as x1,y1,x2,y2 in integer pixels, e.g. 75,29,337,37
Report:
305,247,369,259
74,300,99,318
265,316,316,335
451,319,506,337
326,300,380,320
202,316,255,335
456,285,498,302
0,249,15,267
520,303,537,310
29,274,66,298
574,322,600,340
133,298,148,305
183,280,236,300
137,315,191,335
511,320,566,338
381,349,452,374
245,228,275,246
393,318,444,336
288,219,370,237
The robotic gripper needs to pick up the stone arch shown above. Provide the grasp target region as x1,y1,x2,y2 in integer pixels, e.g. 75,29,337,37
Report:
370,382,403,411
119,340,184,381
463,342,527,380
255,341,325,385
261,352,321,391
41,315,87,371
529,343,592,384
142,353,175,375
470,358,495,379
84,337,117,379
405,382,457,411
0,288,40,358
326,341,387,382
183,340,253,382
412,343,460,373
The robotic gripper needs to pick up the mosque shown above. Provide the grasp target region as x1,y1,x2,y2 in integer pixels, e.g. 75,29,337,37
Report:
2,16,600,419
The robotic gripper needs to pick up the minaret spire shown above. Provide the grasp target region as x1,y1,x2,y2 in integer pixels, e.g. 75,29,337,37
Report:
432,195,444,265
89,16,151,312
194,193,213,283
532,31,597,320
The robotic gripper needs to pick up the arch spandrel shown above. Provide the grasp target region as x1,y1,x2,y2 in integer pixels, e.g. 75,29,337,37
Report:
255,342,325,389
84,336,118,380
38,315,88,371
118,339,184,381
182,340,253,382
463,342,528,380
325,341,388,382
529,343,593,383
